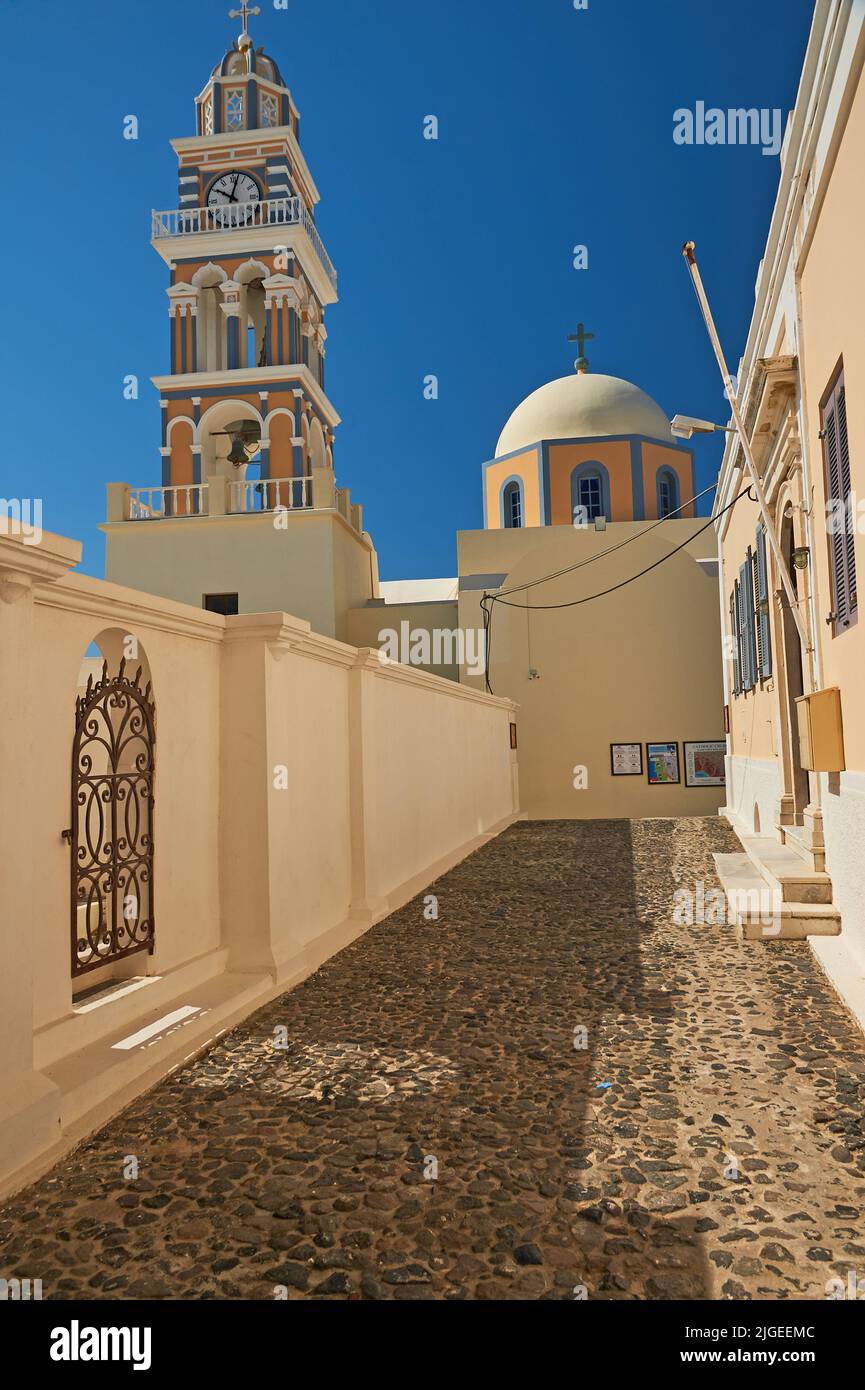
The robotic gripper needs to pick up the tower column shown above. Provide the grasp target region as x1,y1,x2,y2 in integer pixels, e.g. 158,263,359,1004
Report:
259,392,271,480
166,284,199,375
219,280,243,370
292,389,305,479
262,275,299,367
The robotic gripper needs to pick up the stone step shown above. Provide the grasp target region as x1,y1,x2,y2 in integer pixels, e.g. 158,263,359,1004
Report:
712,853,841,942
739,834,833,904
778,821,827,872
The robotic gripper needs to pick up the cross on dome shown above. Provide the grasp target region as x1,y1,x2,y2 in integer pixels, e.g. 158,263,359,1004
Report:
229,2,261,42
568,322,595,374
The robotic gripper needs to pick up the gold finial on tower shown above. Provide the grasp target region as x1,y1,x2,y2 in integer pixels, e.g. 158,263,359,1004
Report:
568,322,595,374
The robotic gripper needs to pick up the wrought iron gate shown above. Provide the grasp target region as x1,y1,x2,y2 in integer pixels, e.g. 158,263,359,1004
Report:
66,659,156,977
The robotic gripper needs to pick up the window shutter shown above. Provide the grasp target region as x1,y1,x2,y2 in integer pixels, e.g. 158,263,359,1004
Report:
837,382,857,623
823,372,858,632
754,527,772,679
734,589,745,695
738,560,755,690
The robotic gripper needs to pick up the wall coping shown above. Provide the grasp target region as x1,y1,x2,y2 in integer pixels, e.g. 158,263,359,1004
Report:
0,526,82,591
35,571,226,644
224,613,516,710
352,646,516,711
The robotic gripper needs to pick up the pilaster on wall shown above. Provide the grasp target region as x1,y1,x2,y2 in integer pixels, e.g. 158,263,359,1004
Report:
348,650,392,924
0,528,81,1188
218,623,274,975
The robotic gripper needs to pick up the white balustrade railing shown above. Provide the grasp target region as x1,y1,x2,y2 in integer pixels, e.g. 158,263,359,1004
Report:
127,476,316,521
129,484,208,519
228,476,312,514
151,197,337,292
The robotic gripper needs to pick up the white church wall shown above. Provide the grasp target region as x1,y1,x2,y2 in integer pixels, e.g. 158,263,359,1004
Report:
349,651,518,915
0,523,518,1199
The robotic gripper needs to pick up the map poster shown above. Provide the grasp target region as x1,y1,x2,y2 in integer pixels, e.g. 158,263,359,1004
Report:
646,742,681,786
685,740,727,788
610,743,643,776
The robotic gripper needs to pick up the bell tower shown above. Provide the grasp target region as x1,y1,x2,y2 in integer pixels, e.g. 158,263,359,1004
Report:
150,4,339,511
104,5,378,640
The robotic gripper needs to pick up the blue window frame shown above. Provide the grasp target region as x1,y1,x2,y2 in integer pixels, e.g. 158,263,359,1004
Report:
503,480,523,529
570,462,610,524
657,469,680,519
578,474,603,520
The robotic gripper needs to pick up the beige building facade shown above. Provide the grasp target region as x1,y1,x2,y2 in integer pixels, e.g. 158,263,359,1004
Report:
715,0,865,994
458,518,725,820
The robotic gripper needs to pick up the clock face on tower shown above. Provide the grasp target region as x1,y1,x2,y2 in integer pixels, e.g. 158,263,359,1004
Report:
206,172,262,227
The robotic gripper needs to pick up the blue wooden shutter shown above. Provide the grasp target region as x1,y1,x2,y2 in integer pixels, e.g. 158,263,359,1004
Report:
738,560,754,690
734,589,745,695
755,526,772,679
823,371,858,632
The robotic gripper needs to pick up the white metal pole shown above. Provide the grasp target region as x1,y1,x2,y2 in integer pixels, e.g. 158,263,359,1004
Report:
682,242,812,656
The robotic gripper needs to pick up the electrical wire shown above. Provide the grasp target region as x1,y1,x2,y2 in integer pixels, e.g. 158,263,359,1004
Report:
493,478,722,601
480,486,751,695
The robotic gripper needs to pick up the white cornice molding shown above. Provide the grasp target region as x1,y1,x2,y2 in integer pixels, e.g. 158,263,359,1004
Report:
224,612,358,669
0,527,81,588
171,125,320,207
151,222,336,307
151,365,341,429
100,504,372,548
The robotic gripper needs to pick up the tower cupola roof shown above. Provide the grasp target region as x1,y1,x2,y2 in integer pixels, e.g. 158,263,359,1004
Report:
212,38,286,88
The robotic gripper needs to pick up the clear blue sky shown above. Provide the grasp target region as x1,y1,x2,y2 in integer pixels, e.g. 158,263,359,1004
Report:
4,0,815,580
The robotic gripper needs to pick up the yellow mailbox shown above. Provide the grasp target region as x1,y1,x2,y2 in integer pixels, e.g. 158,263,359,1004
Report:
795,688,845,773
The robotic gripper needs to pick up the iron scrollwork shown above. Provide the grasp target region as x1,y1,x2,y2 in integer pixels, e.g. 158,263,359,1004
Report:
69,658,156,977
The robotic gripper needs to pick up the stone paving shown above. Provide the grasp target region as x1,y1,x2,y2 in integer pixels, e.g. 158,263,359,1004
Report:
2,817,865,1301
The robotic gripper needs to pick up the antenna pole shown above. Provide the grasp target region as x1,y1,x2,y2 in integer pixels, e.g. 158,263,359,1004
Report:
682,241,812,658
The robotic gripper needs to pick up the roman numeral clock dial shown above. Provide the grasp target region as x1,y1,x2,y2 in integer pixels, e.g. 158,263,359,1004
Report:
206,171,261,227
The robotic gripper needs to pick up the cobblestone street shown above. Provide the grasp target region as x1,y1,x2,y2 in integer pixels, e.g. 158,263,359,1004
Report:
3,818,865,1301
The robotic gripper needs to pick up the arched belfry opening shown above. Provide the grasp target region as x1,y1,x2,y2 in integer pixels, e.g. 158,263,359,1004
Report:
192,262,228,372
236,259,269,369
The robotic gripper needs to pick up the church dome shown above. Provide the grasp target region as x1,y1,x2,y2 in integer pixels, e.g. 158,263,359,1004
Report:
495,372,674,458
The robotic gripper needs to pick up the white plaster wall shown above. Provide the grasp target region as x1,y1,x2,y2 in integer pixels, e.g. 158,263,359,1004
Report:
820,769,865,965
266,647,354,962
360,664,516,906
725,754,783,838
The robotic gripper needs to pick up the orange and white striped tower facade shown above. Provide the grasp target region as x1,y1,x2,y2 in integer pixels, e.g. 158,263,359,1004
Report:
151,11,339,511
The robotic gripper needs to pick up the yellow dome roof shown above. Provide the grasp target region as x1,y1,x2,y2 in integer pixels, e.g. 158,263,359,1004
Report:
496,373,674,458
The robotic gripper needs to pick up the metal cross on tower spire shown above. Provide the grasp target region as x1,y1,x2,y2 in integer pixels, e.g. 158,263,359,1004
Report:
568,322,595,374
229,2,261,36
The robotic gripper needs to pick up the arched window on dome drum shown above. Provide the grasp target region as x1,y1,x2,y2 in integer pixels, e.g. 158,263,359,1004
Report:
503,481,523,529
657,468,680,520
569,462,610,524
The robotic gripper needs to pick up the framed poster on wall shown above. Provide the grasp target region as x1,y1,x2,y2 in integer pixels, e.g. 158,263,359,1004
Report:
646,742,681,785
610,743,643,776
684,741,726,787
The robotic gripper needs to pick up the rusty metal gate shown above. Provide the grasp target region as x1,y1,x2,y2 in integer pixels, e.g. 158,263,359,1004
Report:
65,659,156,977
